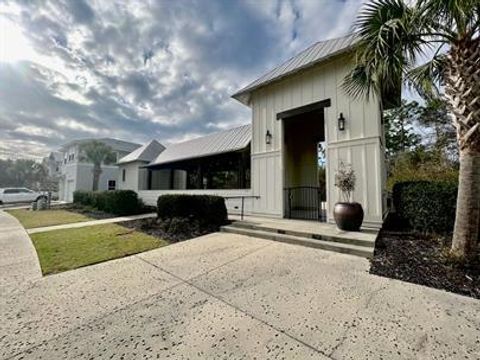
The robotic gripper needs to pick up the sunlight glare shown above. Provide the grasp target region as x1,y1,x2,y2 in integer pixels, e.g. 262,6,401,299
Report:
0,15,36,63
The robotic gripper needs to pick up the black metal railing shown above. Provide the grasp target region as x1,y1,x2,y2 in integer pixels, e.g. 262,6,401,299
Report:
284,186,326,221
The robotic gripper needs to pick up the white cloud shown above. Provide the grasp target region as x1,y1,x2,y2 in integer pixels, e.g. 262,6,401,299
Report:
0,0,362,158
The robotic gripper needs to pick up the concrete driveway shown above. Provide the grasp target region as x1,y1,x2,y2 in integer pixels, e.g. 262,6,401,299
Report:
1,211,479,359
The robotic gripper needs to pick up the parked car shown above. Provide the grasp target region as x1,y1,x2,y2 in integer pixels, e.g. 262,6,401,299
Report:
0,188,48,205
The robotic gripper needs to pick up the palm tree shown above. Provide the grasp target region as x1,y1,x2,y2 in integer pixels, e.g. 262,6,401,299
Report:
343,0,479,260
79,140,116,191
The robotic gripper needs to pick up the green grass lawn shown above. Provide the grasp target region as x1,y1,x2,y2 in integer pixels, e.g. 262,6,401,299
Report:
31,223,168,275
6,208,91,229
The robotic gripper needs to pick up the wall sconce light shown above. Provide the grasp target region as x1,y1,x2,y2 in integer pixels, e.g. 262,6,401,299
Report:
338,113,346,131
265,130,272,145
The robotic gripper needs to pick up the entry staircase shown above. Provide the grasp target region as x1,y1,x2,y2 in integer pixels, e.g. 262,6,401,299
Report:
221,220,376,259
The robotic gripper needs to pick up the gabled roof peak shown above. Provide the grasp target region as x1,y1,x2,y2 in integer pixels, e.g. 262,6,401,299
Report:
117,139,165,164
232,33,358,105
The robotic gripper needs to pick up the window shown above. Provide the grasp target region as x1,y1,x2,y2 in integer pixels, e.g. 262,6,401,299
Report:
122,169,126,182
108,180,116,191
4,189,19,194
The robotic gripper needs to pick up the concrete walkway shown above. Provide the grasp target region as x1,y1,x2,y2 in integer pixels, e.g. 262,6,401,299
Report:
0,211,42,294
1,213,479,359
27,212,156,234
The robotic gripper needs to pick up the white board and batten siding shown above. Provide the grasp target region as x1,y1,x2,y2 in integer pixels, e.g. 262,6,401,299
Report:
249,56,386,227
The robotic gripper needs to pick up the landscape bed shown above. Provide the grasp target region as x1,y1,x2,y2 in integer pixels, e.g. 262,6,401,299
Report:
65,204,121,220
31,223,168,275
120,217,224,243
371,230,480,299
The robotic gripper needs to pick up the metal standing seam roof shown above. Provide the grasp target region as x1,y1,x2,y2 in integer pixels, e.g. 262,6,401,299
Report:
148,124,251,167
232,33,359,105
117,140,166,164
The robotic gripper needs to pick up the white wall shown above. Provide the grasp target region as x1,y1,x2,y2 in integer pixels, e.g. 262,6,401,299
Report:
59,163,120,201
74,163,119,192
137,189,253,215
248,55,386,227
118,162,141,191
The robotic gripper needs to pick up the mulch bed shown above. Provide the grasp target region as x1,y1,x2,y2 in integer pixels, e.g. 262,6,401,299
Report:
66,205,116,220
120,217,223,243
370,229,480,299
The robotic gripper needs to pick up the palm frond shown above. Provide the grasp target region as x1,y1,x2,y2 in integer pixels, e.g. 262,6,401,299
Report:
344,0,426,101
405,54,447,99
418,0,480,38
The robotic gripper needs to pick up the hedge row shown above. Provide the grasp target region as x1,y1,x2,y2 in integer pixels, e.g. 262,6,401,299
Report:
73,190,144,216
392,181,458,234
157,194,227,226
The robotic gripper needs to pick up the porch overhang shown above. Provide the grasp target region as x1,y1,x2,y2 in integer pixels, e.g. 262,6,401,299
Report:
276,99,331,120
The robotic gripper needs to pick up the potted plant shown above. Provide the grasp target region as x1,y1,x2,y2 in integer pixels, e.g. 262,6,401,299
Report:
333,162,364,231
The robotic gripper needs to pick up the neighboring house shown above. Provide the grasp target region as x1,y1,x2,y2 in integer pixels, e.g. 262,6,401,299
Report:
117,140,166,191
132,33,390,228
57,138,141,202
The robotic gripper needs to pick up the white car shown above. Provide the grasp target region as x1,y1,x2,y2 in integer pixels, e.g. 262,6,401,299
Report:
0,188,47,205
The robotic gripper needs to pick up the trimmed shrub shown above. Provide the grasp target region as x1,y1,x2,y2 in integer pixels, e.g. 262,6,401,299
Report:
157,194,228,226
73,190,143,216
73,190,92,206
392,181,458,234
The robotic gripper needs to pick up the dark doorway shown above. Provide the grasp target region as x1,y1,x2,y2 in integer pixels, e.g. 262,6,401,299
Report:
282,104,327,221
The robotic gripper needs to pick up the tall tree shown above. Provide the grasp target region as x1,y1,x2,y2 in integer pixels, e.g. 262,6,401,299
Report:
344,0,479,260
0,159,51,190
79,141,116,191
418,98,458,162
384,100,422,158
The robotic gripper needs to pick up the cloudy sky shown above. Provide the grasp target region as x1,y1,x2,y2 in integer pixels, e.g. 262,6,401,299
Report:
0,0,362,160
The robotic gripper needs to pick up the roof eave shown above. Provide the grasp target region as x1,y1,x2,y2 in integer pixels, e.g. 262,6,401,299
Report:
116,159,149,166
147,143,250,168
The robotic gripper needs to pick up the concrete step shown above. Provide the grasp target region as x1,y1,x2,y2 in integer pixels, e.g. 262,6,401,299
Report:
221,225,374,259
227,221,376,248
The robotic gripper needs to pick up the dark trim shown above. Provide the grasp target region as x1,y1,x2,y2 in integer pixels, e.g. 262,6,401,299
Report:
276,99,331,120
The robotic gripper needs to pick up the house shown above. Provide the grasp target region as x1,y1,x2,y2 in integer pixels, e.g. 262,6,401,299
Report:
132,33,390,228
139,124,251,209
57,138,141,202
117,140,166,191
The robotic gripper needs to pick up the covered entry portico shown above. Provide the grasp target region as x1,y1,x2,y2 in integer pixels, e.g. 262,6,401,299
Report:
232,33,387,228
279,99,329,222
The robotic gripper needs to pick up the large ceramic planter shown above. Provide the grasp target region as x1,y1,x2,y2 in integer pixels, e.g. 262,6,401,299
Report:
333,202,364,231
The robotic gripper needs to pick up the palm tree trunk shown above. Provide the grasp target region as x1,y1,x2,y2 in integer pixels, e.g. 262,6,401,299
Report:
92,164,102,191
446,37,480,260
452,151,480,258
